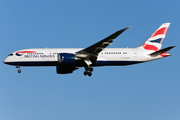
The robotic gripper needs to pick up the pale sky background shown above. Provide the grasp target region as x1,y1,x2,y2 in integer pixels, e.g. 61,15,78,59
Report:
0,0,180,120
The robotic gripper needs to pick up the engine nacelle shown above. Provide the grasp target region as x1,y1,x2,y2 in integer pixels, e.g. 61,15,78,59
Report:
57,53,75,64
56,66,78,74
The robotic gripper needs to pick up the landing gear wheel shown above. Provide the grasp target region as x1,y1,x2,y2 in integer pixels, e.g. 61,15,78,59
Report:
89,67,93,72
18,69,21,73
84,71,88,76
88,72,92,76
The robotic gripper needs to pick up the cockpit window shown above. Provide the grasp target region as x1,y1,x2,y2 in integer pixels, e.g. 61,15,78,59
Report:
8,53,13,56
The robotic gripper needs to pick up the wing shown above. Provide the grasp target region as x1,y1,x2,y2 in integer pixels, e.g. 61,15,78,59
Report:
75,27,130,63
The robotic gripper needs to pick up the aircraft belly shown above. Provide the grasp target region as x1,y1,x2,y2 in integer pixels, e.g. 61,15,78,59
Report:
6,61,58,66
92,60,142,66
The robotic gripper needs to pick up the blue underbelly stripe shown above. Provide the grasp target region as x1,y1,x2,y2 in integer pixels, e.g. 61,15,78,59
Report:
5,60,142,66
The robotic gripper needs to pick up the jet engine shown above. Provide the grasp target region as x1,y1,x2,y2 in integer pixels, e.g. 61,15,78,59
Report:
57,53,75,64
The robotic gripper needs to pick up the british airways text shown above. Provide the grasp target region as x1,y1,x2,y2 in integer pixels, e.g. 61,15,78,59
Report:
24,55,55,58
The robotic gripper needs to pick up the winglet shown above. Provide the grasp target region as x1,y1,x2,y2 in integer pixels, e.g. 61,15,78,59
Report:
108,26,130,40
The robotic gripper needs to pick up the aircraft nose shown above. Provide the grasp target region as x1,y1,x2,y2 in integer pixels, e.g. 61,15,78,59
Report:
3,57,8,64
3,57,11,64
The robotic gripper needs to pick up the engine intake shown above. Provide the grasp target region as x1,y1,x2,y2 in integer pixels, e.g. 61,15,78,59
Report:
57,53,75,64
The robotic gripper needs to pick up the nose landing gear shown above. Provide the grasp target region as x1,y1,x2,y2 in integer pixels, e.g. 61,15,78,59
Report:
18,69,21,73
16,65,21,73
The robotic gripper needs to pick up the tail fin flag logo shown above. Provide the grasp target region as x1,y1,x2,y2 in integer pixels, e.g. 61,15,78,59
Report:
150,27,168,38
150,38,163,43
139,23,170,51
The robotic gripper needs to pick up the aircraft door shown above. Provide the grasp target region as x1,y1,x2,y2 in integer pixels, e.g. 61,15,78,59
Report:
46,50,50,61
132,50,137,60
99,51,104,57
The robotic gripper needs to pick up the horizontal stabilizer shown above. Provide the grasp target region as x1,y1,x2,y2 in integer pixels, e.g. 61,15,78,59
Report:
149,46,175,57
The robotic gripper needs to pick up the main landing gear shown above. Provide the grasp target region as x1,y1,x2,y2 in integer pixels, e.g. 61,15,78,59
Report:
16,65,21,73
84,67,93,77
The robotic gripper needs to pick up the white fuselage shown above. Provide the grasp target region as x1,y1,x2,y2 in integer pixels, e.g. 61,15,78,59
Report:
3,48,164,67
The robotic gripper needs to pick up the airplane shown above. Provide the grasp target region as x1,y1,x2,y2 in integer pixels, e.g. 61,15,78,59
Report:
3,23,175,76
